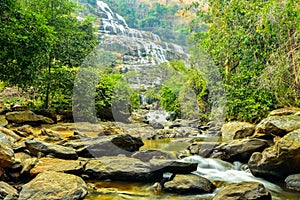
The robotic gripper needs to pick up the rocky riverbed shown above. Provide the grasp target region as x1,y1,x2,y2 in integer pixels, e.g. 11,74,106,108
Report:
0,107,300,199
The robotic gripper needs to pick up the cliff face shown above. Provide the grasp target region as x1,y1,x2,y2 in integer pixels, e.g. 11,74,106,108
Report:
95,0,189,66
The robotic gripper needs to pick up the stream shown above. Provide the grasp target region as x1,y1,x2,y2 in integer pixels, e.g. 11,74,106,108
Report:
84,138,300,200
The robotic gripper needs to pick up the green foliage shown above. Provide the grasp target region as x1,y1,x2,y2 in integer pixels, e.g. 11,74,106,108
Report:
0,0,98,109
158,60,208,119
188,0,299,122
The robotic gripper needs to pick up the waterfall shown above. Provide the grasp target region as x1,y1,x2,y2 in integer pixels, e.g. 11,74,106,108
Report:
95,0,188,65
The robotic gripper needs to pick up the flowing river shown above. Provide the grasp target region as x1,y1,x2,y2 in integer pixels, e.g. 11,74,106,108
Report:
84,138,300,200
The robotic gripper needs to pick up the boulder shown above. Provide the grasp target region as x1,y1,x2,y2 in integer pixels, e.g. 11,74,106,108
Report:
30,158,86,176
40,128,63,141
150,122,164,129
14,152,38,175
63,134,143,158
16,125,34,137
163,174,215,194
0,135,15,168
0,181,18,200
131,150,176,162
212,182,271,200
211,138,270,163
254,115,300,138
0,115,8,127
25,140,78,160
285,174,300,192
84,156,161,182
18,171,88,200
248,130,300,180
187,142,221,158
149,159,198,174
6,111,54,125
269,107,300,116
0,126,21,143
221,122,255,140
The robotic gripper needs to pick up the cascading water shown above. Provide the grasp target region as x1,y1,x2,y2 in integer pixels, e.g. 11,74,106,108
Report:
95,0,188,68
182,155,300,200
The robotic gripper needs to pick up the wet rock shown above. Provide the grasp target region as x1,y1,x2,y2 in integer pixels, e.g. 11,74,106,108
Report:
212,182,271,200
131,150,175,162
63,134,143,158
0,135,15,168
0,181,18,200
30,158,86,176
84,156,161,182
254,115,300,138
149,159,198,174
285,174,300,192
221,122,255,139
25,140,78,160
211,138,270,163
169,123,181,129
164,174,215,194
187,142,221,158
248,130,300,180
18,171,88,200
6,111,54,125
150,122,164,129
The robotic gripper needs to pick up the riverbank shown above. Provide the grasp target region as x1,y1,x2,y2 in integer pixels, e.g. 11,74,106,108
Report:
0,107,300,199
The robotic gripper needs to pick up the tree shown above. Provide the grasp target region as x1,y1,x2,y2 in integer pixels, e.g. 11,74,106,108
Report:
188,0,299,122
0,0,98,109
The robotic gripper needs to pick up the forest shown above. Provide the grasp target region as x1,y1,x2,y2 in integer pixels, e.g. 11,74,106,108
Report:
0,0,299,123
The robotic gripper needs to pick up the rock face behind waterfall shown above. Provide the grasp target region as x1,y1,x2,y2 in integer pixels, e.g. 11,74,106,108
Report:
95,0,188,65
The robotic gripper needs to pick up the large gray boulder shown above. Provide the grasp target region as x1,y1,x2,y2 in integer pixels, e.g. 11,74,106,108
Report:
163,174,215,194
25,140,78,159
84,155,198,182
254,115,300,138
248,129,300,180
18,171,87,200
221,122,255,140
6,111,54,125
211,138,270,163
0,181,18,200
63,134,143,158
212,182,271,200
187,142,221,158
84,155,160,182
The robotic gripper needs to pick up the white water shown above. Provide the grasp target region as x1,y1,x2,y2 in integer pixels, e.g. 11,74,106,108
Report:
96,0,186,64
182,155,300,200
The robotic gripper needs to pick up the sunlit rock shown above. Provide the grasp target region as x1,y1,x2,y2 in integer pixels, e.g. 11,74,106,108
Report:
221,122,255,140
212,182,271,200
0,181,18,200
164,174,215,194
248,129,300,180
6,111,54,125
25,140,78,160
18,171,87,200
211,138,270,163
